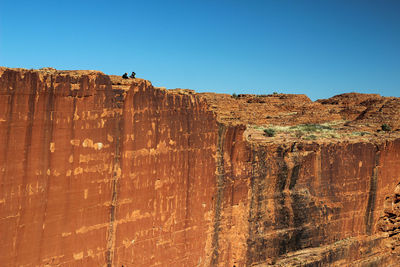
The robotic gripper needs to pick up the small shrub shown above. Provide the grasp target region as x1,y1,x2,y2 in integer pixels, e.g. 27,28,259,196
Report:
263,128,276,137
273,92,278,95
381,123,391,132
232,93,238,99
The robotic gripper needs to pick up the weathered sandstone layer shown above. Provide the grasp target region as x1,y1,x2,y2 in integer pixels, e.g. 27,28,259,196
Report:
1,67,400,266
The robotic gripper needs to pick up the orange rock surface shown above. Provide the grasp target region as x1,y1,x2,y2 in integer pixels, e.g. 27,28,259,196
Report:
0,67,400,266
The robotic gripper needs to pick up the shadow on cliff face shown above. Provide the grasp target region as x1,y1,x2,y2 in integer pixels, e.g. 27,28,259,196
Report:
246,144,340,265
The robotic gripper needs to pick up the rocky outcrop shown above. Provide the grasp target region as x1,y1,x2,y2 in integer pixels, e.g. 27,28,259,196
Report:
378,182,400,258
1,67,400,266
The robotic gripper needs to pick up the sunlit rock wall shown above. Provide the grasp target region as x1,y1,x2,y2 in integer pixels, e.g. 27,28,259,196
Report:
1,68,400,266
0,69,218,266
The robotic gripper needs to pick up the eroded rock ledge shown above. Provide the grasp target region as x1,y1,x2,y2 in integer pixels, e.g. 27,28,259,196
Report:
0,67,399,266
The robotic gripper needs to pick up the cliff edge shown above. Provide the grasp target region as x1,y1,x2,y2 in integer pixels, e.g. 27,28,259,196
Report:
1,67,400,266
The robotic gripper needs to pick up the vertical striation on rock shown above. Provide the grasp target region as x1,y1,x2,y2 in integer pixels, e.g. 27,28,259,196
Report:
112,77,219,267
1,67,400,266
1,68,119,265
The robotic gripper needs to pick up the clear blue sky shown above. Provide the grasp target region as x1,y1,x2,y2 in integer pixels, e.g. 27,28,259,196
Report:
1,0,399,100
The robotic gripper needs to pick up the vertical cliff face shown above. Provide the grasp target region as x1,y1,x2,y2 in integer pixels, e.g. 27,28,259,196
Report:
113,77,219,266
1,67,400,266
0,68,219,266
207,136,400,266
0,68,134,266
242,141,400,266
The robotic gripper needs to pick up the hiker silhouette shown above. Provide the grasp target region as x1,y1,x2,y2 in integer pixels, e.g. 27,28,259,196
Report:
122,73,128,79
130,72,136,79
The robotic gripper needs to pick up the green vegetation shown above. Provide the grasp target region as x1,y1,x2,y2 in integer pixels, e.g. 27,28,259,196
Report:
263,128,276,137
251,121,377,141
381,123,392,132
253,122,340,140
232,93,238,99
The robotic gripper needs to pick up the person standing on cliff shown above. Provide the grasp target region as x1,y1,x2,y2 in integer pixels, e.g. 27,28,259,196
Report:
130,72,136,79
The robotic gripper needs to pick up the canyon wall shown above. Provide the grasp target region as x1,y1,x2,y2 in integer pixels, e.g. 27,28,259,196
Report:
0,68,399,266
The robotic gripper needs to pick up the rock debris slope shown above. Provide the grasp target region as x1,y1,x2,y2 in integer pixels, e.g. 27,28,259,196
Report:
0,67,400,266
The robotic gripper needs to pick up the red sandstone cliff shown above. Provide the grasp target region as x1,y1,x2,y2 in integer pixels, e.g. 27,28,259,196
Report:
1,67,400,266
